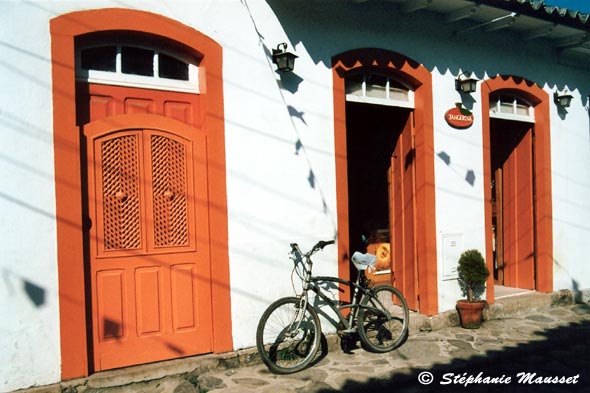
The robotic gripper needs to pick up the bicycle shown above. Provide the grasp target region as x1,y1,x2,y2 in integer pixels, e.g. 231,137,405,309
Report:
256,239,409,374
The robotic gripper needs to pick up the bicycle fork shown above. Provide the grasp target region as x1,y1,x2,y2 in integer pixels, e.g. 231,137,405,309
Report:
285,296,309,337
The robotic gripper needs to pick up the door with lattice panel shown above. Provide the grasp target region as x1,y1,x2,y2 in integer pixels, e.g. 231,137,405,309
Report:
85,114,212,371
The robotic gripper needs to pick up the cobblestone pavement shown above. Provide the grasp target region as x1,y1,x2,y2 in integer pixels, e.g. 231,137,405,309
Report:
194,303,590,393
19,297,590,393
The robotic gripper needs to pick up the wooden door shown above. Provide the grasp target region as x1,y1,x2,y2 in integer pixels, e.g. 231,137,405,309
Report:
389,113,419,310
502,126,535,289
490,119,535,290
79,80,213,370
85,118,212,370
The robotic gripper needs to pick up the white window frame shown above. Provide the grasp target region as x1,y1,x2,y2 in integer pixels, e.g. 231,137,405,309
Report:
345,73,414,109
489,95,534,123
76,42,200,94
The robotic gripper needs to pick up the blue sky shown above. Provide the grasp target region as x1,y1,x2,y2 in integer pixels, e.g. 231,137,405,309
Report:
542,0,590,13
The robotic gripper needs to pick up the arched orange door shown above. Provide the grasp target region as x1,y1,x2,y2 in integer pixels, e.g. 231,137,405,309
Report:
332,49,438,315
51,9,231,379
85,114,212,370
481,76,553,302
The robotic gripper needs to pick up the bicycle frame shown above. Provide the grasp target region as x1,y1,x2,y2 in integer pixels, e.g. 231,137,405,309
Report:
290,242,392,334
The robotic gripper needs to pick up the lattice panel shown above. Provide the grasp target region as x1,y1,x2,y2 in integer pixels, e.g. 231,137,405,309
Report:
101,135,142,251
151,135,189,247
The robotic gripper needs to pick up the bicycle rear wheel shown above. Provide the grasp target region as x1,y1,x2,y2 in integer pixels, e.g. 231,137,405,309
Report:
256,297,321,374
357,285,409,353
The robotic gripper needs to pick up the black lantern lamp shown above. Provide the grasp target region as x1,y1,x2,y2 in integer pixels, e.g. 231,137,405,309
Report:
272,43,298,72
555,90,573,108
455,71,479,93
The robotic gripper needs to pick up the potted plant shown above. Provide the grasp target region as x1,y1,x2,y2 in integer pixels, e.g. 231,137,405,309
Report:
456,249,489,329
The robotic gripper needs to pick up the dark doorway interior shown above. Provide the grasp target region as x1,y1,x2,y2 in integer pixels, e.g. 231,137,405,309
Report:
345,102,411,269
490,119,530,175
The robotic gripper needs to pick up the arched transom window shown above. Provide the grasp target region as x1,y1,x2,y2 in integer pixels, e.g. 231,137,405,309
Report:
490,94,534,122
76,33,200,93
345,72,414,108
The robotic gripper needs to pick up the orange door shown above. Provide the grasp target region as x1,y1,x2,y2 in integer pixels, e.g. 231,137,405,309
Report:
502,125,535,289
77,82,214,370
85,117,212,370
76,74,214,373
389,113,419,310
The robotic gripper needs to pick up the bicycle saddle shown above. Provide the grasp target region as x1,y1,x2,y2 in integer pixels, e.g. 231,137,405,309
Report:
351,252,376,271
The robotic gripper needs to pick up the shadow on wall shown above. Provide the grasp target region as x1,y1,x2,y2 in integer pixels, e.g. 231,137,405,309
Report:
437,151,477,187
316,317,590,393
554,258,587,303
265,0,589,103
24,280,46,307
3,268,47,307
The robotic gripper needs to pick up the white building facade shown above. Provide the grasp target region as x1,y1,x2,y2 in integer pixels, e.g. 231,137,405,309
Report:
0,0,588,391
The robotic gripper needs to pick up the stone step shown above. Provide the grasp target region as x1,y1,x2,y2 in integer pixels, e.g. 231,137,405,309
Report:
409,288,589,333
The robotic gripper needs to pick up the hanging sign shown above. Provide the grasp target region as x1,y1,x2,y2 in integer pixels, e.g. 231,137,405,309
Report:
445,103,474,129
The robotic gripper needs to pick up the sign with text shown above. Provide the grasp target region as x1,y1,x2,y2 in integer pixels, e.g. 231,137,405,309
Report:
445,103,474,129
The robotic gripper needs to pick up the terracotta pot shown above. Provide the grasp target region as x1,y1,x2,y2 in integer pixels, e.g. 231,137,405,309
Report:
456,300,486,329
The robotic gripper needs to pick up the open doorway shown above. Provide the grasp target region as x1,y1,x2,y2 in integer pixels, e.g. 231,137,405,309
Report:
345,102,412,288
490,118,536,293
332,49,438,314
482,77,553,302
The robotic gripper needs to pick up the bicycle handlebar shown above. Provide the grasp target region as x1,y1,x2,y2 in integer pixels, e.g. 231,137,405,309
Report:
289,240,335,288
314,239,335,250
290,239,335,258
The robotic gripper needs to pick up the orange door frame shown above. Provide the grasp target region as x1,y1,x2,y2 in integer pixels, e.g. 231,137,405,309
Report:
50,9,231,379
331,49,438,315
481,76,553,302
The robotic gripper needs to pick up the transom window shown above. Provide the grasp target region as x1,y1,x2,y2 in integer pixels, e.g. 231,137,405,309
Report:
490,94,534,122
76,35,200,93
346,73,414,108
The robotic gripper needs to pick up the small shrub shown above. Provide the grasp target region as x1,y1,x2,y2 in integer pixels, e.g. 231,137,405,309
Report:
457,249,489,302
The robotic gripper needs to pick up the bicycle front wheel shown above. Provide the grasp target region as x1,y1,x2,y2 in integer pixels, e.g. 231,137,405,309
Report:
256,297,322,374
357,285,409,353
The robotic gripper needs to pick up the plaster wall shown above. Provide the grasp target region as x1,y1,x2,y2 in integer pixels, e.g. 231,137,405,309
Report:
217,2,340,349
1,0,590,390
1,2,62,391
431,70,487,312
1,1,340,389
262,0,590,309
549,88,590,292
261,0,590,310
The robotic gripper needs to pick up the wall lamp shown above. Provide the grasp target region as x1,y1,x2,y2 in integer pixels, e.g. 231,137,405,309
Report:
455,71,479,93
554,89,573,108
272,43,298,72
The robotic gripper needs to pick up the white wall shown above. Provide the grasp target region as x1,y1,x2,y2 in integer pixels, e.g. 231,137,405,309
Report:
1,0,590,390
0,1,232,391
549,88,590,292
1,1,340,389
218,1,339,349
432,70,487,312
0,2,62,391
